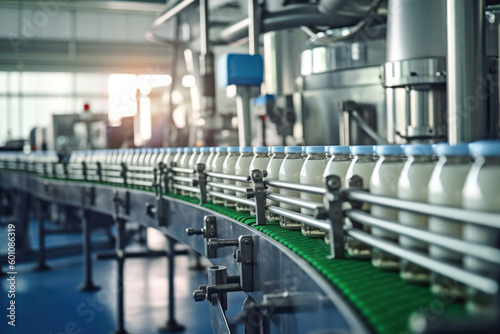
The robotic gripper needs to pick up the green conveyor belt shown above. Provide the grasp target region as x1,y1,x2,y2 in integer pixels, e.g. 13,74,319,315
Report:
10,173,466,333
167,193,466,334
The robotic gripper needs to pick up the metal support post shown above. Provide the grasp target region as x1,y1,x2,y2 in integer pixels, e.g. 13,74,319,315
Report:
34,199,51,271
112,216,128,334
197,163,208,204
78,209,100,291
158,236,185,333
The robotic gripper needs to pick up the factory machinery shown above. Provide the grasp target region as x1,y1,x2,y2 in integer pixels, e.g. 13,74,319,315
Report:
2,0,500,333
1,143,499,334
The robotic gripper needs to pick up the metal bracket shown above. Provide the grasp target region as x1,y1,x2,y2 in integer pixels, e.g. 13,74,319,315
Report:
120,163,128,188
324,175,345,259
113,190,130,219
82,161,88,181
206,235,254,292
193,265,242,310
238,235,254,292
186,215,218,258
247,169,267,226
348,175,364,210
96,162,103,183
82,186,96,207
197,163,208,204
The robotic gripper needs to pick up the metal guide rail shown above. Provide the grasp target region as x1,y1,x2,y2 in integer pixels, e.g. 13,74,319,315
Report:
1,151,500,333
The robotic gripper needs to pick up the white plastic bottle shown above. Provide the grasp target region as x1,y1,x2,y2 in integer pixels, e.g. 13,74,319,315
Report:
397,144,437,283
428,143,471,299
323,145,352,244
211,147,228,205
163,148,176,167
345,145,377,258
222,147,240,208
370,145,405,270
278,146,304,230
249,147,270,216
300,146,328,237
196,147,211,166
323,146,352,186
205,147,216,203
234,147,254,212
179,147,193,196
172,148,183,168
265,146,286,221
189,147,200,170
462,140,500,316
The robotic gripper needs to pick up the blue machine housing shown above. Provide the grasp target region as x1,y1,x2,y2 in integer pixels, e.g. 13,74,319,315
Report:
217,53,264,87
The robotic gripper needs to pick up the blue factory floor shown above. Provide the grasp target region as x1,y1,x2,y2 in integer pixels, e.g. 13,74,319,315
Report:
0,220,246,334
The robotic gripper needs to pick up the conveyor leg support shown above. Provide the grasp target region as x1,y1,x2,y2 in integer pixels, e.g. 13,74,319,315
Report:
158,236,185,333
112,216,128,334
78,209,100,292
189,250,205,271
34,199,51,271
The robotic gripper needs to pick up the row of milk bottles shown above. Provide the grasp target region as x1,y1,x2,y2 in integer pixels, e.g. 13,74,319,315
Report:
69,142,499,316
340,141,499,317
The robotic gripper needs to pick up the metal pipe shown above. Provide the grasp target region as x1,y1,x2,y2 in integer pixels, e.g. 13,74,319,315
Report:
206,171,250,183
218,4,361,44
208,191,256,207
172,175,195,183
172,184,200,193
171,167,195,174
447,0,487,144
267,205,330,230
346,190,500,229
346,228,498,294
207,182,248,194
145,0,196,44
265,179,326,195
346,209,500,264
248,0,261,55
236,87,253,147
266,192,325,211
78,209,100,291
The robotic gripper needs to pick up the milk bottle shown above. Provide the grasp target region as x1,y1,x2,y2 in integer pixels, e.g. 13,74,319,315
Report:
265,146,286,221
249,147,270,216
222,147,240,208
300,146,328,237
234,147,254,212
211,147,228,205
370,145,405,270
278,146,304,229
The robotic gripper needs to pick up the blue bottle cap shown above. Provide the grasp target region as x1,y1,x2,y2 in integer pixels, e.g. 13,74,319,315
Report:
253,146,268,153
328,146,351,154
306,146,326,154
192,147,200,153
183,147,194,153
167,148,176,154
271,146,285,153
350,145,375,155
285,146,302,154
209,147,217,153
216,147,228,153
301,146,307,152
176,148,183,153
433,143,469,156
227,146,240,153
402,144,434,156
200,147,210,153
375,145,403,156
239,146,253,153
468,140,500,157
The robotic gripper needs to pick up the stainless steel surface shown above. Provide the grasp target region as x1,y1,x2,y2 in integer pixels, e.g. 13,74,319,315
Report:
299,66,386,145
267,205,330,231
447,0,488,144
347,228,498,294
265,179,326,195
172,184,201,193
346,209,500,264
145,0,196,44
0,170,370,334
386,0,447,62
383,58,447,87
